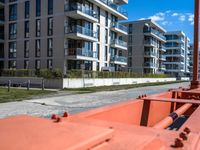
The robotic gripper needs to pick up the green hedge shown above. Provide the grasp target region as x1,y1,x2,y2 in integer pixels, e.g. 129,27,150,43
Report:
65,70,169,78
0,69,170,79
0,69,63,79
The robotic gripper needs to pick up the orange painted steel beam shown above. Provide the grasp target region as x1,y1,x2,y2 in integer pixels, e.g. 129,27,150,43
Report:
153,103,193,129
143,97,200,105
191,0,200,88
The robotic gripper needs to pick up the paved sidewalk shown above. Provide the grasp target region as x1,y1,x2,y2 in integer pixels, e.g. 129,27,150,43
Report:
0,82,189,118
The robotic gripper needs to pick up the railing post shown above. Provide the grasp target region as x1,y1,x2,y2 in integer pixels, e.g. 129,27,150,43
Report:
191,0,200,89
8,80,11,92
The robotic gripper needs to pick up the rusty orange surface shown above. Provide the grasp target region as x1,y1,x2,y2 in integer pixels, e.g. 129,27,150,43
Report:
0,88,200,149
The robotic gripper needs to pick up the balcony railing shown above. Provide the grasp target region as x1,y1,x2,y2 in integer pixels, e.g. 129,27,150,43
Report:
64,4,98,19
111,22,128,33
111,55,127,63
144,40,157,46
159,55,166,60
144,62,156,67
111,39,127,48
65,25,97,38
159,45,166,50
144,29,166,41
99,0,128,17
144,51,156,56
68,48,97,58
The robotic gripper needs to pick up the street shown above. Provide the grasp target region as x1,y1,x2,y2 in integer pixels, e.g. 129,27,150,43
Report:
0,82,189,119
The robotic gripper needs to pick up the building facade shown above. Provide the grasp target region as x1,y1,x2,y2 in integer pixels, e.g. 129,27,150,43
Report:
123,19,166,74
164,31,190,77
1,0,128,73
0,0,4,69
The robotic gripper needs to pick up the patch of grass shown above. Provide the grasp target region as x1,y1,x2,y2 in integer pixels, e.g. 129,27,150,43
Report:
0,88,56,103
64,81,188,94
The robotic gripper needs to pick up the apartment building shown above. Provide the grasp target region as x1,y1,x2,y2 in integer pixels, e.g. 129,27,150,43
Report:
1,0,128,73
164,31,190,77
123,19,166,74
0,0,4,69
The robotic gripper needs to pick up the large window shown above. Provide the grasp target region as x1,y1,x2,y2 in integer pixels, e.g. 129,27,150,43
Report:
35,60,41,69
36,19,41,37
24,40,29,58
48,17,53,36
24,1,30,19
9,23,17,40
47,38,53,57
9,42,17,58
9,60,17,69
36,0,41,17
9,4,17,21
105,11,108,27
48,0,53,15
47,59,53,69
24,60,29,69
35,39,41,57
24,21,29,38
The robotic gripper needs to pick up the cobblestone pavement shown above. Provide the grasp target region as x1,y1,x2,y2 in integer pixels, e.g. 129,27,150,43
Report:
0,82,189,118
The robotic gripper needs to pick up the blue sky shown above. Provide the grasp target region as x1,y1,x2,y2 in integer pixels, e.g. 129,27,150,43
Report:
123,0,194,42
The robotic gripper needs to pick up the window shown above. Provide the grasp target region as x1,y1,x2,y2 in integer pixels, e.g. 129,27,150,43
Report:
48,17,53,36
47,38,53,57
36,0,41,17
9,4,17,21
128,57,132,67
105,29,108,44
105,11,108,26
128,35,132,44
36,19,41,37
24,60,29,69
24,1,30,19
128,46,132,56
97,25,100,41
97,7,100,23
96,44,100,60
47,59,53,69
9,23,17,40
128,24,133,34
9,60,17,69
0,44,4,58
9,42,17,58
24,21,29,38
105,46,107,61
24,40,29,58
35,60,41,69
35,40,41,57
48,0,53,15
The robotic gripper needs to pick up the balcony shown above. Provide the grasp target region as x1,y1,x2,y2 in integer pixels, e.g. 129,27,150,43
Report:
144,40,156,47
165,52,185,58
110,39,127,50
144,51,156,57
144,62,156,68
159,55,166,61
88,0,128,20
110,22,128,35
110,55,127,65
67,48,98,61
144,29,166,42
0,33,4,43
159,45,166,52
65,25,98,42
114,0,128,5
64,4,98,23
0,0,4,8
159,65,166,71
165,45,185,50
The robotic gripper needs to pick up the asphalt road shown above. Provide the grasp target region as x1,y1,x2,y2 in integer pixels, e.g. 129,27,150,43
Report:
0,82,189,119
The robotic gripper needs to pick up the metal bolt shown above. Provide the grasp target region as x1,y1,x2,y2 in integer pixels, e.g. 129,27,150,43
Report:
174,138,184,148
63,112,69,118
51,114,57,120
179,132,188,141
184,127,191,134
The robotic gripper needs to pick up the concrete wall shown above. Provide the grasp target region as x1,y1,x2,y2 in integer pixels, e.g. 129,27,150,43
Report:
63,78,177,88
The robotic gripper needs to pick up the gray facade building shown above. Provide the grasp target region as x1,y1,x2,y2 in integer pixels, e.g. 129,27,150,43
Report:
164,31,190,77
1,0,128,73
123,19,166,74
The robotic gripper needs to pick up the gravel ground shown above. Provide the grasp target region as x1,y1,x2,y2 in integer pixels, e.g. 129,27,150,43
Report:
0,82,189,119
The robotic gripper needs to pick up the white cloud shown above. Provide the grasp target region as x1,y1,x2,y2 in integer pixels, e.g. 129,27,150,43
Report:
179,15,186,21
172,13,179,17
188,14,194,25
148,12,165,22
